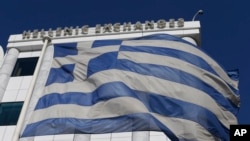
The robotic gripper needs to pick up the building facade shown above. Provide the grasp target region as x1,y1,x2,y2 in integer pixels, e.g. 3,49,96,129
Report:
0,19,200,141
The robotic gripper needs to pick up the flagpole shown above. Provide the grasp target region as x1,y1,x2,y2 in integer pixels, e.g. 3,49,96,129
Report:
12,36,51,141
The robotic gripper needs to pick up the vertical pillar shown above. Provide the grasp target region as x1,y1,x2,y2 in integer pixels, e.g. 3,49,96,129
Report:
0,48,19,101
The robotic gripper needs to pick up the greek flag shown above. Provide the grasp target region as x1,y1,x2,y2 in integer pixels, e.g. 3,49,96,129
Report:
21,34,239,141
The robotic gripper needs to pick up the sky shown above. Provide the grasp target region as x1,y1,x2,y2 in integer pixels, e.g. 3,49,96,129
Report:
0,0,249,124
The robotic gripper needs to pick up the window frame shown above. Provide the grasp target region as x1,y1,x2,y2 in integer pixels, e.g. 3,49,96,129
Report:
0,101,23,126
11,57,38,77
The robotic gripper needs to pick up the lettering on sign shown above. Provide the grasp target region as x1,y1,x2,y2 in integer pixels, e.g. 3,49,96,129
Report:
22,18,185,39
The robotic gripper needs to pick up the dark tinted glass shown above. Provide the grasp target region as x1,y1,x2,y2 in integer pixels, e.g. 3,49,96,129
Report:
11,57,38,76
0,102,23,125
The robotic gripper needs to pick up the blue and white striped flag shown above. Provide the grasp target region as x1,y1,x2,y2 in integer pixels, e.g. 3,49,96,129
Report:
21,34,239,141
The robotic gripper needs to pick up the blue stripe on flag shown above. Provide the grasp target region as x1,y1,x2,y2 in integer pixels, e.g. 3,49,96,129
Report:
46,64,75,86
92,40,122,48
227,69,239,81
21,113,179,141
87,52,118,77
132,34,196,47
54,43,78,58
34,82,228,140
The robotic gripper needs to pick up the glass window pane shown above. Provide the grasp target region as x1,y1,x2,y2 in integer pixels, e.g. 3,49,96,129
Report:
0,102,23,126
11,57,38,76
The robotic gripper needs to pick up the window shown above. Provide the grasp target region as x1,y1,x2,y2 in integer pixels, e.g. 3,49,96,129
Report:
11,57,38,76
0,102,23,126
